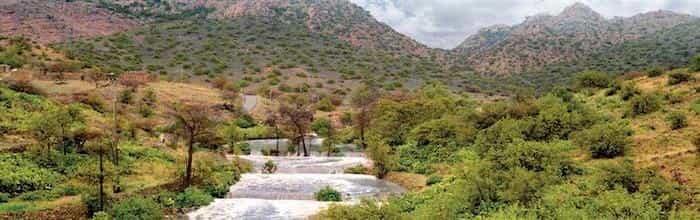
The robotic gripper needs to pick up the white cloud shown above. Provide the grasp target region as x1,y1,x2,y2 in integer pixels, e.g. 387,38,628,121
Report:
349,0,700,49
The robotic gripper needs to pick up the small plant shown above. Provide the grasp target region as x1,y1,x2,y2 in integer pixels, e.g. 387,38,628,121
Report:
315,186,342,202
574,70,612,89
646,66,664,77
666,112,688,130
426,175,442,186
629,93,662,116
109,197,163,220
263,160,277,174
175,187,214,208
668,72,693,85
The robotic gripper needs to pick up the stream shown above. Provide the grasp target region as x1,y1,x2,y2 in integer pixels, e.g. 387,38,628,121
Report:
187,139,405,220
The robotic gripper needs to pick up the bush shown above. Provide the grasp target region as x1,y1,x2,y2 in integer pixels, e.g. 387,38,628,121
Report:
690,55,700,72
109,197,163,220
315,186,342,202
83,191,112,216
235,114,257,128
574,70,612,89
666,112,688,130
426,175,442,186
263,160,277,174
668,72,693,85
646,66,664,77
175,187,213,208
629,93,662,116
91,212,111,220
0,155,60,194
574,123,632,159
0,193,10,203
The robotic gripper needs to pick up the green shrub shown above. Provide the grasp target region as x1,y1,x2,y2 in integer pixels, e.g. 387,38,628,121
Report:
175,187,213,208
317,97,335,112
666,112,688,130
426,175,442,186
152,191,176,208
668,72,693,85
692,100,700,115
629,93,662,116
574,123,632,159
235,114,257,128
0,155,60,194
201,163,242,198
263,160,277,174
646,66,664,77
0,193,10,203
620,83,641,101
83,191,112,216
690,55,700,72
315,186,342,202
91,211,111,220
574,70,612,89
109,197,163,220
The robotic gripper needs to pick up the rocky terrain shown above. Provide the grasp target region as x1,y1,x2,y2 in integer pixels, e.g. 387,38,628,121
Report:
455,3,697,76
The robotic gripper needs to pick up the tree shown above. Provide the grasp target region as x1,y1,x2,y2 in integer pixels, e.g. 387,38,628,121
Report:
278,95,314,157
366,136,397,179
169,102,213,187
574,70,612,89
263,110,282,155
220,123,243,154
573,123,632,159
86,68,106,88
350,84,379,149
312,118,337,156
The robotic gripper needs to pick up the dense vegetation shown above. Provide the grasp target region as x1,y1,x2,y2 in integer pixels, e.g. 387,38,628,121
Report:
317,69,700,219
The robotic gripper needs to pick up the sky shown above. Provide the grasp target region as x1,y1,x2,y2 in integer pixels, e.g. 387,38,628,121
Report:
349,0,700,49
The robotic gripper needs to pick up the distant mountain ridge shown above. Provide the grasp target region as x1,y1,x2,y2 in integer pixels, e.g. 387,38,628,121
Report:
454,3,698,76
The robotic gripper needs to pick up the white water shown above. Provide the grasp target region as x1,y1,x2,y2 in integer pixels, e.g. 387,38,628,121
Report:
188,145,405,220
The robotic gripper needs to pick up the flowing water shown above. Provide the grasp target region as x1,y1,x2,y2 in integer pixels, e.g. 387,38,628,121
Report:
188,140,405,220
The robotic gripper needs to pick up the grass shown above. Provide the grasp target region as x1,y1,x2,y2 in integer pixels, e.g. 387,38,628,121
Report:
385,172,427,192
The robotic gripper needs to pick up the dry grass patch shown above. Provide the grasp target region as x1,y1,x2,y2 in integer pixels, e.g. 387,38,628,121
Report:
385,172,427,192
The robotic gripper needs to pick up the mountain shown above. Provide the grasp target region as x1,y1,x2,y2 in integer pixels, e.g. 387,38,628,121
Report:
0,0,140,44
455,3,697,76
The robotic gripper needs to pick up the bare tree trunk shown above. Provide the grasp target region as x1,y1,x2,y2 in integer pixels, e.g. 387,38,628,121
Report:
301,134,308,157
274,126,280,154
184,134,194,187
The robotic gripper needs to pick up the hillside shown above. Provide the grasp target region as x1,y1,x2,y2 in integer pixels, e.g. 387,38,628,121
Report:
53,17,456,95
515,19,700,91
0,0,139,44
454,3,697,76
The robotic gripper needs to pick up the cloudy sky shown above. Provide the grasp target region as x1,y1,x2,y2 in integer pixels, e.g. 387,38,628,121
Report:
349,0,700,49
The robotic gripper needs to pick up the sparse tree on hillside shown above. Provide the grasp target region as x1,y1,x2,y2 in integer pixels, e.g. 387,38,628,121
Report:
278,95,314,157
86,68,106,88
263,110,283,155
168,102,213,187
350,84,380,149
312,117,337,156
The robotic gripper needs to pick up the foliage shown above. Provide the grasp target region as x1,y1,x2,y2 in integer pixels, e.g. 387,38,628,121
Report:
0,155,60,194
315,186,342,202
629,93,662,116
573,123,632,159
646,66,664,77
573,70,612,89
263,160,277,174
175,187,213,208
109,197,163,220
668,71,693,85
366,137,397,179
666,111,688,130
691,55,700,72
234,114,257,128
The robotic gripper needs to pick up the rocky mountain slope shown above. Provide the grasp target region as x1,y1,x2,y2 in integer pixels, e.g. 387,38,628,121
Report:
455,3,697,76
0,0,139,44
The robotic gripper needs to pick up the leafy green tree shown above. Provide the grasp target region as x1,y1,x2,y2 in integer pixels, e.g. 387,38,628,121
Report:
629,93,662,116
573,123,632,159
574,70,612,89
366,137,397,179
